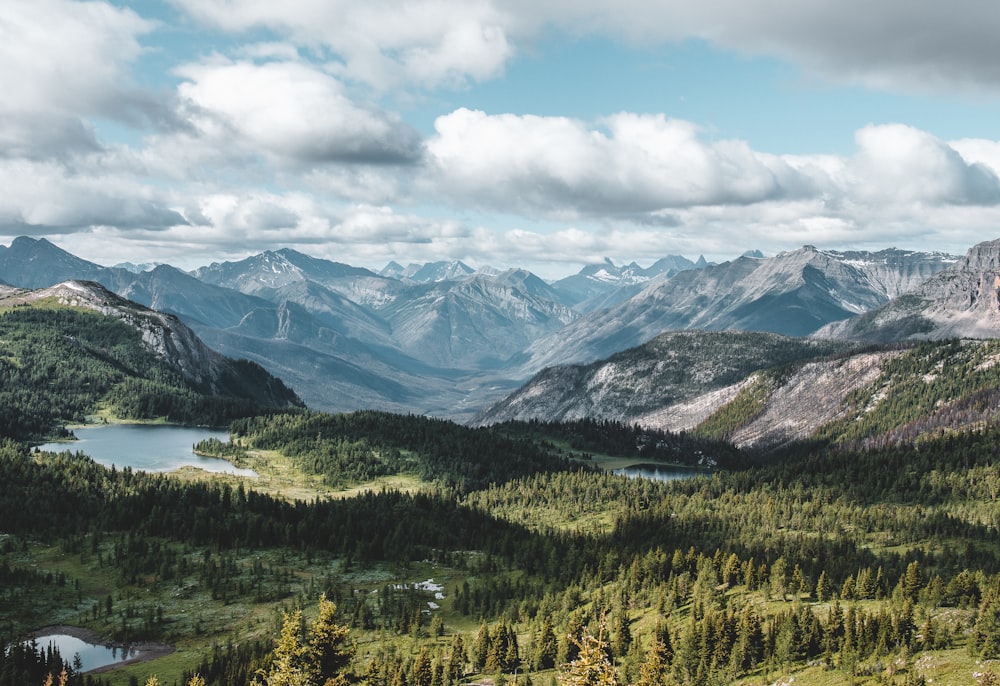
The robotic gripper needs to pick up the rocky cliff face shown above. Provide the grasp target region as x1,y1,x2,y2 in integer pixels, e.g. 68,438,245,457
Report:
474,331,855,426
817,239,1000,341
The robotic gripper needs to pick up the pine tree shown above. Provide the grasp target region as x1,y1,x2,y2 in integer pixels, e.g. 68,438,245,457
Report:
635,635,672,686
256,610,310,686
558,618,619,686
308,594,354,686
815,570,830,603
534,615,558,670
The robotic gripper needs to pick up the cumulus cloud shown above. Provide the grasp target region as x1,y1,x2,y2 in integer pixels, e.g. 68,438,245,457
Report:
168,0,512,90
175,60,423,165
424,109,813,217
0,0,156,157
0,159,187,234
422,112,1000,223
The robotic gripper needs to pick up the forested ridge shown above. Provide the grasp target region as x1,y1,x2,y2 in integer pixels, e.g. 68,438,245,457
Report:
0,305,296,439
7,340,1000,684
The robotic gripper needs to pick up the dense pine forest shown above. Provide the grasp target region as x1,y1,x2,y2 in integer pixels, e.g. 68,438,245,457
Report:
4,329,1000,684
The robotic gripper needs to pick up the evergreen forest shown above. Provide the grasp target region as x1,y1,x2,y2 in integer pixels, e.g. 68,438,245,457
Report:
4,316,1000,686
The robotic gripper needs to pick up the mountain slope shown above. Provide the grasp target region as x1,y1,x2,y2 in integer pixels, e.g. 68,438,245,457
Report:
817,238,1000,341
517,246,955,374
474,331,856,425
380,269,578,368
0,281,302,438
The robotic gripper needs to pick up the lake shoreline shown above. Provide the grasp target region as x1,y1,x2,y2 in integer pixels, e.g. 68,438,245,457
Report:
27,625,175,675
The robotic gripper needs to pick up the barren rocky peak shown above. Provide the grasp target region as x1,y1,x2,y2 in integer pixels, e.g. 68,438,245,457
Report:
960,238,1000,271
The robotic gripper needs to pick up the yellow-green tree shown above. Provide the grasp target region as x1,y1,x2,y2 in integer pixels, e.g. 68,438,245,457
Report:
254,595,354,686
558,618,619,686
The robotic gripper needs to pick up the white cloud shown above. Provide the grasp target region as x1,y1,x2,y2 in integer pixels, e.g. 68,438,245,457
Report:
0,0,156,157
175,59,423,165
169,0,512,90
170,0,1000,95
424,108,812,217
849,124,1000,206
506,0,1000,94
0,158,186,233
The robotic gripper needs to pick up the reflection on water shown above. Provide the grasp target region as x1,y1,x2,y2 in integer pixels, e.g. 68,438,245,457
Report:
613,464,706,482
38,424,256,476
26,633,137,673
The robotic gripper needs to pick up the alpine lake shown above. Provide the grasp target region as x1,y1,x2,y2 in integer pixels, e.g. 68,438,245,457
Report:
37,423,255,476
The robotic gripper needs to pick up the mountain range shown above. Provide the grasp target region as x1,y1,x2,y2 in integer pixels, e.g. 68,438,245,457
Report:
3,235,996,423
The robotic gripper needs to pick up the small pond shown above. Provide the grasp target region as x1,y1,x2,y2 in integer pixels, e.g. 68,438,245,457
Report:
25,633,139,673
613,464,708,482
37,424,256,476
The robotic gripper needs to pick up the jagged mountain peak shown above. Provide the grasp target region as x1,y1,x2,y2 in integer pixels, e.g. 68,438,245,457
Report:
817,236,1000,342
958,237,1000,269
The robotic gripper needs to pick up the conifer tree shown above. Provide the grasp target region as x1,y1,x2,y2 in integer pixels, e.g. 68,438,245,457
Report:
534,615,558,670
815,570,830,603
558,618,618,686
308,594,354,686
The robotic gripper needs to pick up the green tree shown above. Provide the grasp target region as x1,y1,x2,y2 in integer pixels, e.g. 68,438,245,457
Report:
256,610,310,686
308,595,354,686
815,570,830,603
534,615,558,670
635,634,672,686
770,557,789,601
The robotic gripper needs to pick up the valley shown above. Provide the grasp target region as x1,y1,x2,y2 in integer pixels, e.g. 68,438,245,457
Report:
4,236,1000,685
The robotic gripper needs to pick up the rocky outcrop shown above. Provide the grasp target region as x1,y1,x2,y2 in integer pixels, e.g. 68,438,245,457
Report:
817,238,1000,341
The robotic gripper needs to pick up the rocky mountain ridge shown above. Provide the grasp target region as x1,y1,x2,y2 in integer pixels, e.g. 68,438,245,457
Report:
0,236,967,420
515,245,956,375
817,238,1000,341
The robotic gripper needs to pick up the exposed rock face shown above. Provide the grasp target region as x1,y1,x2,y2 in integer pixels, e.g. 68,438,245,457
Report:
707,351,898,449
817,238,1000,341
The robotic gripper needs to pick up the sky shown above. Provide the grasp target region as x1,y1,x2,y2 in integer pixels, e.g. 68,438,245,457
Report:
4,0,1000,279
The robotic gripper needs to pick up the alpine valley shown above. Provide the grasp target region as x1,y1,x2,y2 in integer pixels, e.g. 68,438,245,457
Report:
0,236,966,423
11,236,1000,686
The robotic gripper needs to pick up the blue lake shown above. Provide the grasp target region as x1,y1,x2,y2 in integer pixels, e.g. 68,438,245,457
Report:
25,633,139,673
613,464,707,482
38,424,256,476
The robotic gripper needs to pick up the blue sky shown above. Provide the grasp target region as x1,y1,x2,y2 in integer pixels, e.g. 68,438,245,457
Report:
3,0,1000,278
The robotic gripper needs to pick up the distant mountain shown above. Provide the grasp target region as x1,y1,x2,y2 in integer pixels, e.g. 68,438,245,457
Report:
194,248,402,311
551,255,699,311
114,261,162,273
378,259,477,282
379,269,578,368
517,246,956,375
474,331,855,426
817,238,1000,341
0,236,124,287
0,236,963,422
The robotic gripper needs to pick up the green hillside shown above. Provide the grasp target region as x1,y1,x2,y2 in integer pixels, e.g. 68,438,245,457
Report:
0,304,298,440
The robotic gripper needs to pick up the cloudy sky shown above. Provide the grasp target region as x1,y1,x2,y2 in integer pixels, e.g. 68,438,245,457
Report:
4,0,1000,277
